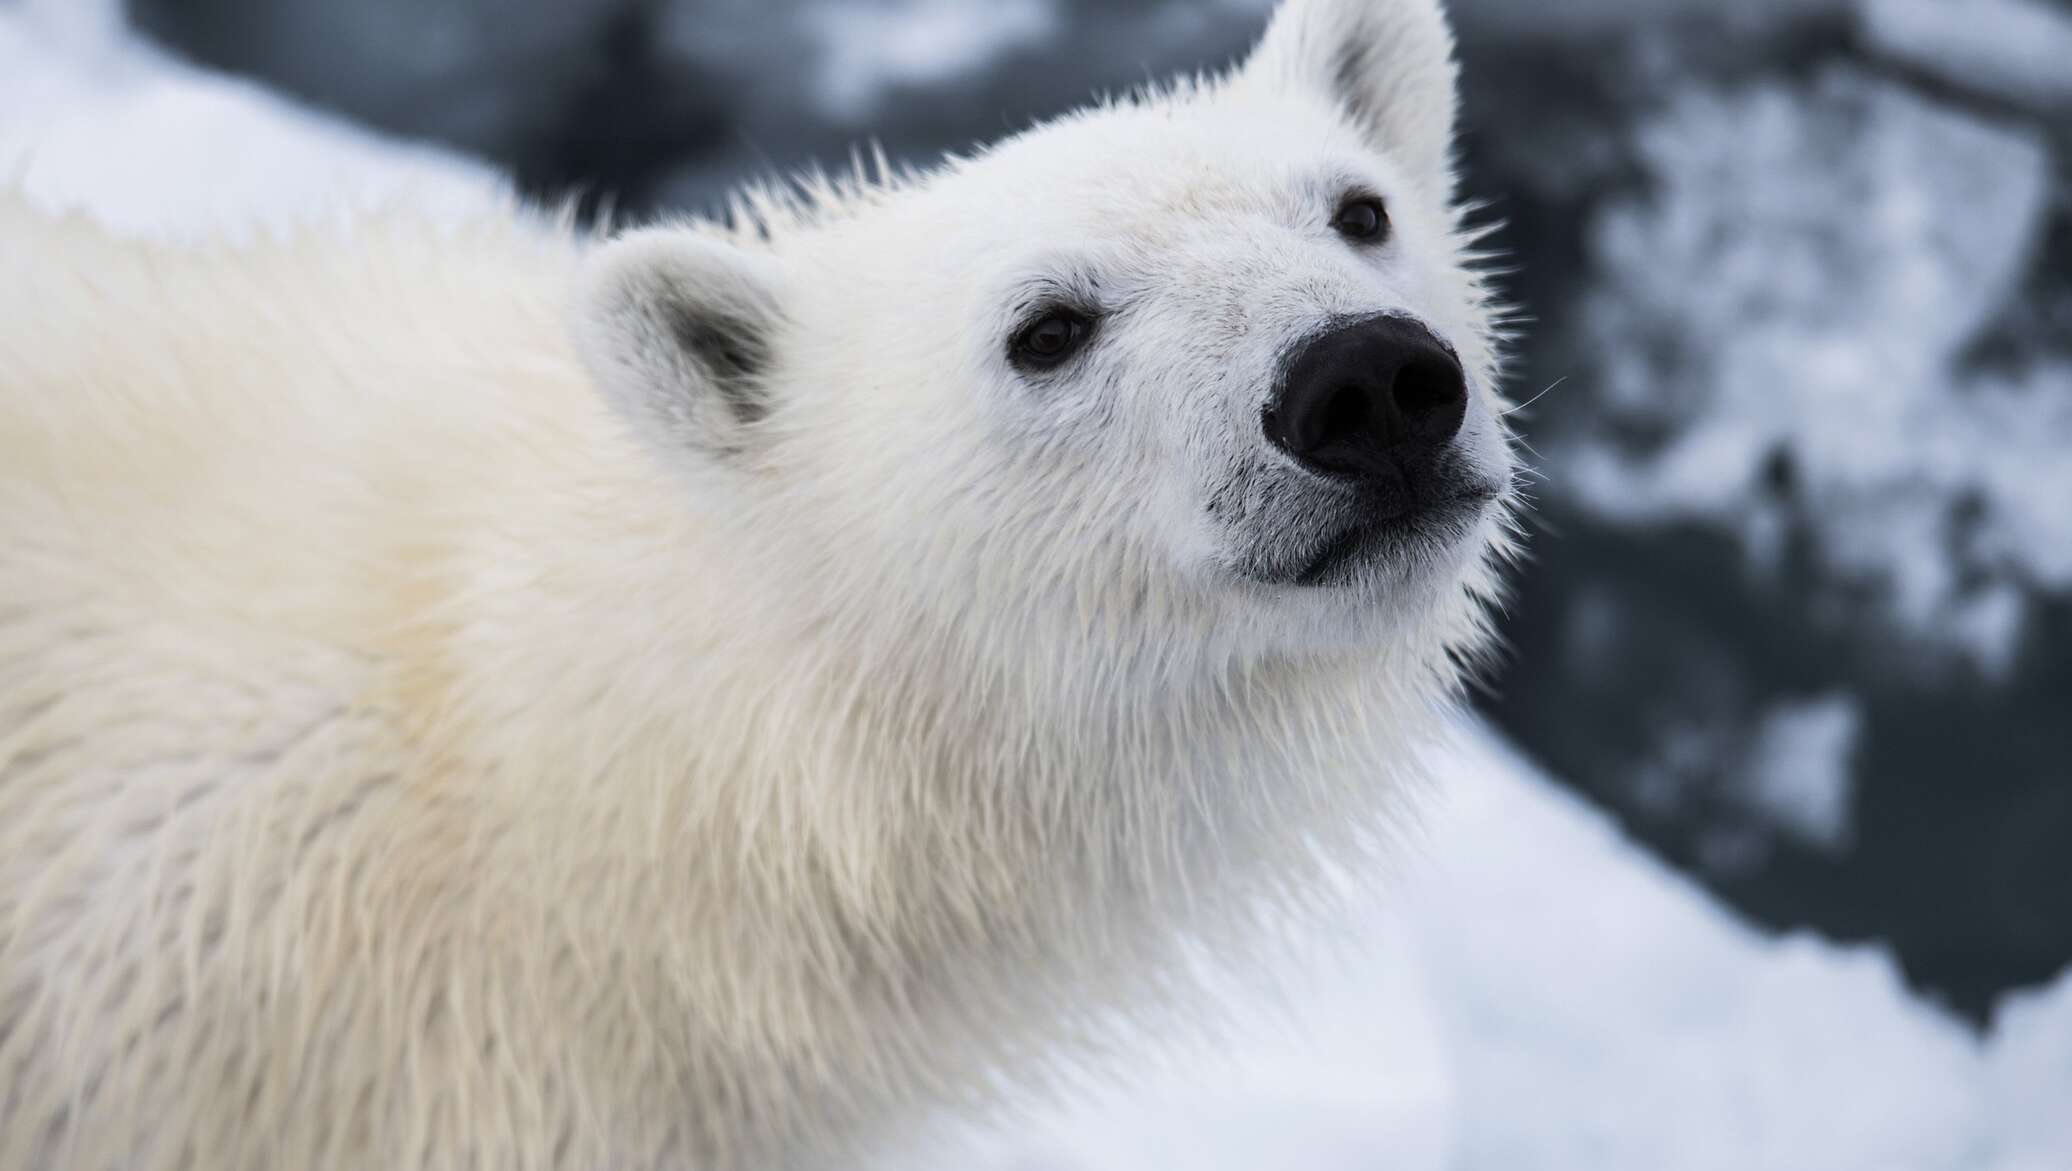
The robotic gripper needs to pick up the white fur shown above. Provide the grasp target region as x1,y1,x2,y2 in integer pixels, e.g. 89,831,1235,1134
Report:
0,1,1519,1167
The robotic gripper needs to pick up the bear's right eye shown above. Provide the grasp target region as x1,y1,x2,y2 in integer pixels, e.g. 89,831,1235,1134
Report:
1010,309,1095,371
1332,195,1390,245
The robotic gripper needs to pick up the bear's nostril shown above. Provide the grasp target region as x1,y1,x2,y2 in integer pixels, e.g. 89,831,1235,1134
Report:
1393,356,1466,437
1317,383,1372,449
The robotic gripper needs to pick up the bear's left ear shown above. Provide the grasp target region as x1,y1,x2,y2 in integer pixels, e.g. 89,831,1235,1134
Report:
574,227,785,463
1237,0,1461,197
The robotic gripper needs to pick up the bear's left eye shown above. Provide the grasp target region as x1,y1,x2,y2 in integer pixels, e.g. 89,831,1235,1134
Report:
1332,196,1390,244
1010,308,1095,371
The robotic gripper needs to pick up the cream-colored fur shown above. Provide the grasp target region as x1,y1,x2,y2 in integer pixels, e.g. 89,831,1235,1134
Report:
0,1,1517,1167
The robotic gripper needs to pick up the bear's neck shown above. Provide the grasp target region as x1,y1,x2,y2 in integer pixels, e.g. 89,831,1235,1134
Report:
409,416,1445,1152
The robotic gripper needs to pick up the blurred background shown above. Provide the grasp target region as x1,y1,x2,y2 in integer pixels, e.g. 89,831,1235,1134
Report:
4,0,2070,1163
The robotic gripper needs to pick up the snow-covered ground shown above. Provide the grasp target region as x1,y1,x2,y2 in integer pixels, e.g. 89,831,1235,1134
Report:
0,0,504,238
940,726,2072,1171
4,8,2068,1169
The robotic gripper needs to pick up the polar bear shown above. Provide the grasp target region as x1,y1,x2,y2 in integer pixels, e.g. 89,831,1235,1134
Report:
0,0,1516,1167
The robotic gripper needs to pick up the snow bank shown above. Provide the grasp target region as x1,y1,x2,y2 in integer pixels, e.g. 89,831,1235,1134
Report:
0,2,502,239
4,11,2067,1170
933,727,2068,1171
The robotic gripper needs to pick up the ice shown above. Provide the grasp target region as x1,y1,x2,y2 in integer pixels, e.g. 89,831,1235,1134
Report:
5,10,2069,1170
1733,694,1862,854
1453,0,1846,38
1859,0,2072,117
801,0,1059,120
1568,69,2060,672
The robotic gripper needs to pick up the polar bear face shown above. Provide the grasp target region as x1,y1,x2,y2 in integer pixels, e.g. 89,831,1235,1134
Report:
578,0,1513,663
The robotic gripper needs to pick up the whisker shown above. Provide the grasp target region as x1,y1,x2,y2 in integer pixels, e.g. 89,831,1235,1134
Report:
1501,376,1567,418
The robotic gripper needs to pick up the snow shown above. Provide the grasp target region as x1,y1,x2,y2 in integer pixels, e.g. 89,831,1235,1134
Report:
1984,968,2072,1169
4,10,2070,1170
0,1,502,239
1734,694,1861,854
1454,0,1845,38
801,0,1058,120
1859,0,2072,117
1568,68,2063,673
932,727,2072,1171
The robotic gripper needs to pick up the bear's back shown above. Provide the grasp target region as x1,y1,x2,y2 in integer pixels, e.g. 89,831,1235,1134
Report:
0,198,638,1168
0,195,611,647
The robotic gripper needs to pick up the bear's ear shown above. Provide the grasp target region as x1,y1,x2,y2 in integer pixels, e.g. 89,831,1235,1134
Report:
574,228,784,461
1238,0,1461,196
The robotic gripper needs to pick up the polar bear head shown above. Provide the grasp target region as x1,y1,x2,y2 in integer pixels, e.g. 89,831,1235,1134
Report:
576,0,1515,678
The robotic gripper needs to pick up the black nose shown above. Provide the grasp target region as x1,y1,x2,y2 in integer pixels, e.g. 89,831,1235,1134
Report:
1265,316,1468,483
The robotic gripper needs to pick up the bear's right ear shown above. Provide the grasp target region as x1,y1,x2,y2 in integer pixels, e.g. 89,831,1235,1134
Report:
574,228,784,461
1238,0,1461,199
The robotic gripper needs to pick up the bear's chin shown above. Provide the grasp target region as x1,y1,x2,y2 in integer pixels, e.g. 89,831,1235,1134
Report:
1224,477,1502,594
1207,504,1498,661
1286,482,1501,589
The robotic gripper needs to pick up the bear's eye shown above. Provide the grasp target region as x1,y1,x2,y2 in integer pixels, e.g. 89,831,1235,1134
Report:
1332,196,1389,244
1010,308,1095,371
